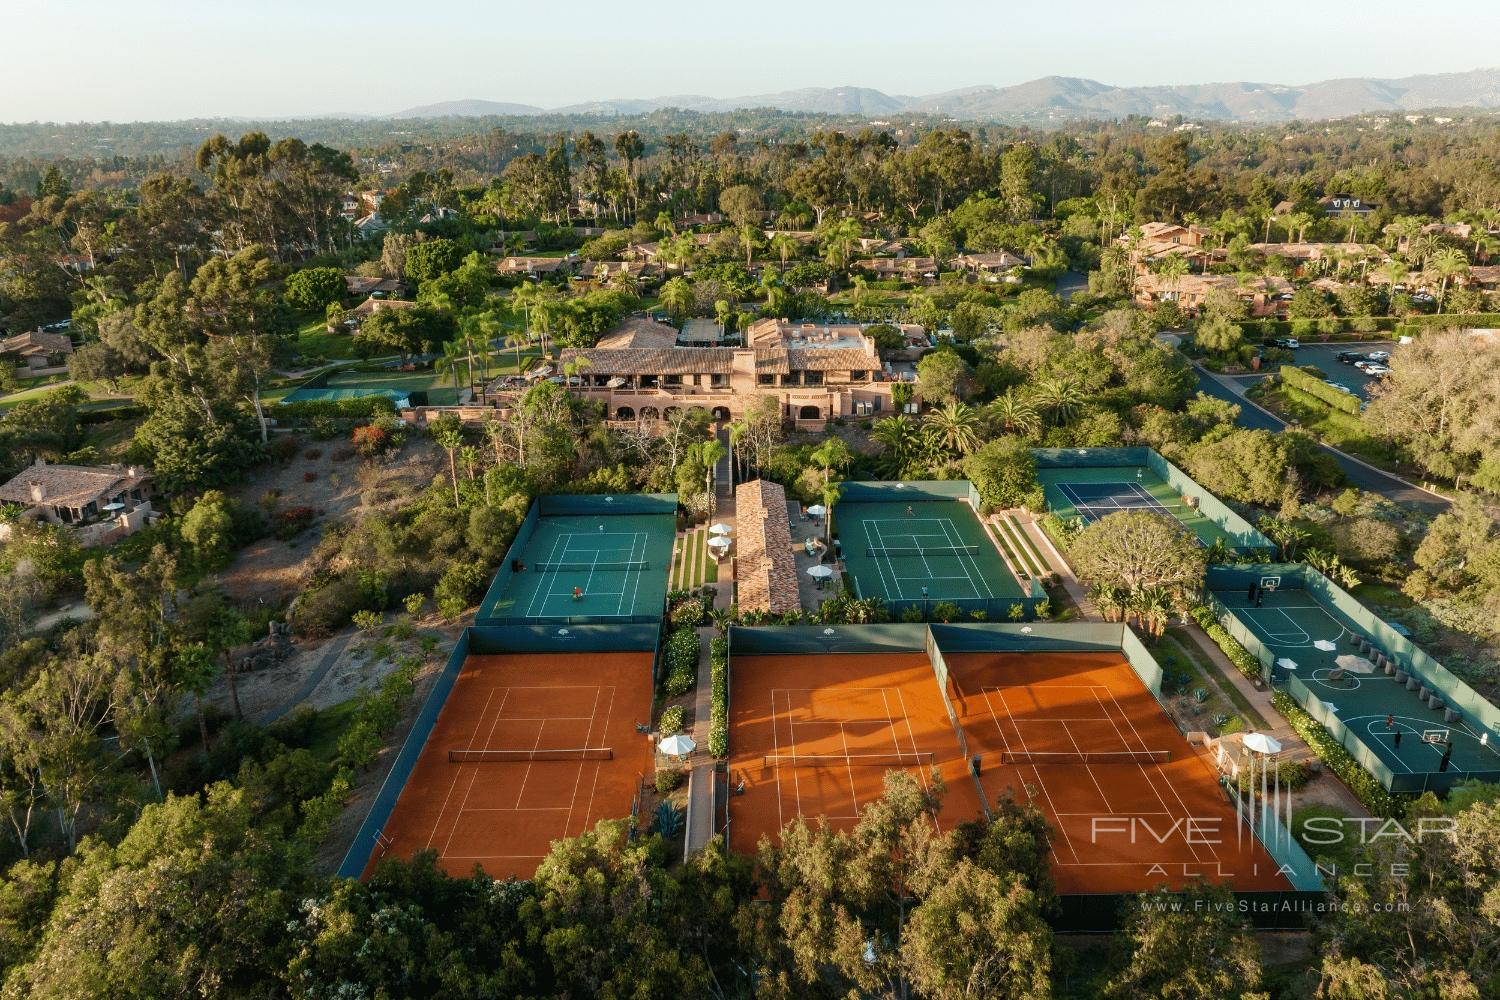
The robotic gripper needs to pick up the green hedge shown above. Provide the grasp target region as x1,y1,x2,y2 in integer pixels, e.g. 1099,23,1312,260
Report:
1188,605,1263,682
663,627,698,697
1273,691,1404,818
1394,313,1500,337
1279,364,1362,415
1242,316,1397,338
709,636,728,758
276,396,399,420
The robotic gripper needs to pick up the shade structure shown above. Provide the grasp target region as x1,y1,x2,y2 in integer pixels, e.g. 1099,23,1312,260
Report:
1276,657,1299,671
806,565,834,580
1314,639,1338,652
708,523,733,535
807,504,827,516
605,376,627,388
707,536,732,550
1242,732,1283,755
659,735,696,756
531,365,553,378
1335,653,1376,674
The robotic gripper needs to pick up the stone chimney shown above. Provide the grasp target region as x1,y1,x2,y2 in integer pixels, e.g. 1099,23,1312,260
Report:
28,480,45,503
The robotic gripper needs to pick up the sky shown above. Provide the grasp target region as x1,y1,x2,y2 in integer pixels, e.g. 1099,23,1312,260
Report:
3,0,1498,122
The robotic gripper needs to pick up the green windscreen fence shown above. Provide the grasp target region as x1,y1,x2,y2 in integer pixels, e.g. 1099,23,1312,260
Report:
474,501,543,624
1223,782,1326,891
837,480,978,505
539,493,677,517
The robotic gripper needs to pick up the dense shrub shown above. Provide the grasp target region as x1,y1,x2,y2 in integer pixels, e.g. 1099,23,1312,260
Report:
1188,605,1263,681
1279,365,1361,415
654,766,685,794
276,396,398,420
659,705,685,736
435,560,488,620
709,636,728,757
663,627,698,696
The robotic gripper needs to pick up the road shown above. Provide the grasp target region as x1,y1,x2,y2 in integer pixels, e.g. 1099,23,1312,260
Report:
1190,365,1450,514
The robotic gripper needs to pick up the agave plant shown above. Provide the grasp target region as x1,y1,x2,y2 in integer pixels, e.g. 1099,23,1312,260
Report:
655,801,683,838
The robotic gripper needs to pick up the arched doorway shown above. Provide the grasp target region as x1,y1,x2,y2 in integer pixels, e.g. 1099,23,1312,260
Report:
615,406,635,420
639,406,660,421
798,404,822,420
663,406,680,419
711,406,731,421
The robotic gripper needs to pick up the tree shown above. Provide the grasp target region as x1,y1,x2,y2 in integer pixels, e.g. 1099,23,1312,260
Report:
1429,246,1470,312
179,490,235,571
923,401,981,456
283,266,344,312
1195,312,1243,356
404,238,462,286
1105,884,1264,999
1069,510,1205,606
430,413,465,507
659,277,694,326
1364,331,1500,484
1185,429,1289,506
962,438,1040,510
916,350,972,405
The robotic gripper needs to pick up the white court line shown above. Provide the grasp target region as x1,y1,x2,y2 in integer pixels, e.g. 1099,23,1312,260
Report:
1098,685,1211,866
525,533,569,618
936,517,990,599
861,519,899,601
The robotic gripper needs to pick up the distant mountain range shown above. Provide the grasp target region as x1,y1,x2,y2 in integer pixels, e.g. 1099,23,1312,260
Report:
384,68,1500,123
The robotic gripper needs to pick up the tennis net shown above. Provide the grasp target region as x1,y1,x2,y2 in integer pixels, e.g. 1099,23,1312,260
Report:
533,560,647,573
762,752,935,767
865,545,980,558
448,747,614,763
997,749,1170,766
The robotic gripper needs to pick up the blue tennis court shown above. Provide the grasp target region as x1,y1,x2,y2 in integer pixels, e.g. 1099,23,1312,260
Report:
1054,479,1182,524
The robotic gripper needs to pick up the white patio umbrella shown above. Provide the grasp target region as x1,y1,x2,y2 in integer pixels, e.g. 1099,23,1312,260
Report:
1314,639,1338,652
1276,657,1299,671
659,734,696,757
708,523,733,535
1335,653,1376,674
707,536,732,554
1242,732,1283,755
807,504,827,517
806,565,834,580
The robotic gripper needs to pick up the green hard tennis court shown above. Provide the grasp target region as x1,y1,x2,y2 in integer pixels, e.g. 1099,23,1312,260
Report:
478,513,676,623
1038,465,1237,549
838,500,1025,606
1213,584,1500,782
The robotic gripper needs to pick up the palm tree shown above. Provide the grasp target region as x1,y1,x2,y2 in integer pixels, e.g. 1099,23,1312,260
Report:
503,330,529,374
436,339,467,391
1155,254,1189,301
769,233,800,274
1033,377,1084,425
923,401,980,456
1429,247,1470,312
810,437,852,484
430,413,465,506
987,391,1040,435
870,415,921,467
818,218,862,272
698,438,727,498
660,277,693,326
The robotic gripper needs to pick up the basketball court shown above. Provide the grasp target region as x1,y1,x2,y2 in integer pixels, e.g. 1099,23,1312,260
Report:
727,652,985,852
839,499,1026,606
1038,464,1238,549
364,651,653,879
1214,578,1500,784
946,649,1290,893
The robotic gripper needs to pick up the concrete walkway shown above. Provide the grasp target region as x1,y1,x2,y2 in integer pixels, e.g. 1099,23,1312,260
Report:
683,626,718,858
260,632,353,724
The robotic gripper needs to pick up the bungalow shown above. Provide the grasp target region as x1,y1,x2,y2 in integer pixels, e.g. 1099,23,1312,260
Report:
1463,265,1500,291
677,212,725,228
575,260,664,283
353,213,387,240
952,251,1026,281
0,330,73,371
0,459,155,544
1319,194,1377,216
344,275,406,298
853,257,939,281
348,296,418,326
1137,222,1210,247
496,256,576,278
1133,272,1292,317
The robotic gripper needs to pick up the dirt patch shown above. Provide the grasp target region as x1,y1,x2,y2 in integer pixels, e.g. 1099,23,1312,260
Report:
219,436,443,606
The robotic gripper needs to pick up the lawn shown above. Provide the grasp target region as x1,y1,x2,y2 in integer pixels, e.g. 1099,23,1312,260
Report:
670,527,715,592
293,315,359,361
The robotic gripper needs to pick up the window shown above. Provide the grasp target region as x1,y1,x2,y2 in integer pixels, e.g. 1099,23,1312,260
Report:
663,374,682,386
710,374,728,388
758,373,776,385
803,371,823,386
849,370,869,383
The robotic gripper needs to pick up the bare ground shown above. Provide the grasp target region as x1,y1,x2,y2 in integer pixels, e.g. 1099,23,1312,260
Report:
219,435,444,606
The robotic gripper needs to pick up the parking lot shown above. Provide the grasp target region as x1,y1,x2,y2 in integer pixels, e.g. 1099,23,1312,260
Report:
1278,341,1396,401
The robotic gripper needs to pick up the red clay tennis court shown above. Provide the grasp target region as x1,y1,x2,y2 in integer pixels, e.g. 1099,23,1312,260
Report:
365,651,653,879
728,653,985,853
946,650,1290,894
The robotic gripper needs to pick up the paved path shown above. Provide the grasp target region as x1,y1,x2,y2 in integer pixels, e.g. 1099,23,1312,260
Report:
1191,363,1450,514
683,627,718,858
1008,510,1099,621
259,632,353,724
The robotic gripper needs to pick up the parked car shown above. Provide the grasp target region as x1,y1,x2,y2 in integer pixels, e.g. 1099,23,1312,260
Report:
1360,364,1391,377
1366,350,1391,362
1271,337,1300,349
1337,351,1368,364
1322,380,1356,394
